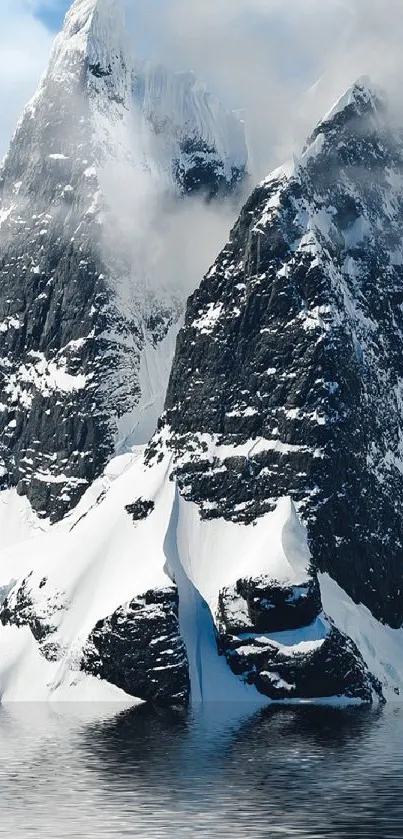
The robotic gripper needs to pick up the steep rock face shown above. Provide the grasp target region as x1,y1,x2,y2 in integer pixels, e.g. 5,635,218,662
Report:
159,78,403,628
132,62,247,197
0,0,247,521
217,574,322,635
81,587,190,705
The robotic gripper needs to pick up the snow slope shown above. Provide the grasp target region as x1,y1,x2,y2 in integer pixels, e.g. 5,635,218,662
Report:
0,443,324,705
320,574,403,703
0,625,139,704
0,438,385,706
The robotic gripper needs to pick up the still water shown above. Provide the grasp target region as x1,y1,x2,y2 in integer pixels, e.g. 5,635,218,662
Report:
1,701,403,838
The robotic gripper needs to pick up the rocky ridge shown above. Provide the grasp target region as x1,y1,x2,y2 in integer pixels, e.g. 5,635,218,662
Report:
155,78,403,629
0,0,247,521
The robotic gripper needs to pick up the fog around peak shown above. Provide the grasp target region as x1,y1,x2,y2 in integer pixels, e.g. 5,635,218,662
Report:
2,0,403,175
127,0,403,180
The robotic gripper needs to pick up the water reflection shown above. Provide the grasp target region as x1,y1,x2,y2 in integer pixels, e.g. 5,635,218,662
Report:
0,702,402,838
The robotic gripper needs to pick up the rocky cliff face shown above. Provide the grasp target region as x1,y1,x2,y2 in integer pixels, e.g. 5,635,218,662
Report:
0,0,247,522
159,78,403,629
1,56,402,705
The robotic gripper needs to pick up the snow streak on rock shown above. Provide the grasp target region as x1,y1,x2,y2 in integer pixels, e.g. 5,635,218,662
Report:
160,78,403,628
1,73,402,706
0,0,247,521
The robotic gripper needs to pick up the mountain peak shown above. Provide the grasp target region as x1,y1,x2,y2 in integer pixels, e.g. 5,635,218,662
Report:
63,0,97,31
48,0,127,84
320,76,387,126
63,0,123,30
0,0,247,522
301,76,389,162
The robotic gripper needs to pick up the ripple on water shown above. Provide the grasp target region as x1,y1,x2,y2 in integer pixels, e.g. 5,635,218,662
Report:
0,702,402,838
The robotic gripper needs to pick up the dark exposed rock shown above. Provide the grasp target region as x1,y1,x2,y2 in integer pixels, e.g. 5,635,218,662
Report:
125,498,155,522
0,1,247,523
218,575,322,635
0,573,67,653
0,48,149,521
216,572,383,703
158,80,403,628
88,61,112,78
0,580,17,609
219,623,381,703
81,586,190,705
174,136,246,200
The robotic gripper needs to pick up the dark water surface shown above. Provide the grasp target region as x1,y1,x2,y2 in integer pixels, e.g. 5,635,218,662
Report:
1,701,403,838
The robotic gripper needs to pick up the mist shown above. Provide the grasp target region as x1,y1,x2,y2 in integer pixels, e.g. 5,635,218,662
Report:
99,156,239,308
3,0,403,319
95,0,403,313
95,0,403,318
126,0,403,180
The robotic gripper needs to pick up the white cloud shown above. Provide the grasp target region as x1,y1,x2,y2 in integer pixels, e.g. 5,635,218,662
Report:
128,0,403,178
1,0,403,174
0,0,53,158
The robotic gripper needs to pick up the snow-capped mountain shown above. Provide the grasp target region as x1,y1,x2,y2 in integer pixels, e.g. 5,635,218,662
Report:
2,76,403,706
163,77,403,628
0,0,247,522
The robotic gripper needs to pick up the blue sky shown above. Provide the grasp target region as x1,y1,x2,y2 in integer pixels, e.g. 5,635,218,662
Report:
33,1,71,31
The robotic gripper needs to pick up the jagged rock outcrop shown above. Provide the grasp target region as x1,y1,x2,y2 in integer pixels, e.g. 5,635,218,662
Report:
0,572,68,661
218,575,322,635
216,572,381,702
0,552,190,704
0,0,247,522
219,621,379,702
0,571,190,703
81,587,190,705
153,77,403,628
125,497,155,521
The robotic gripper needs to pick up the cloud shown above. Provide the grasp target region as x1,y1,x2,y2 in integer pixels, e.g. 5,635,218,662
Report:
1,0,402,309
28,0,71,31
0,0,240,313
0,1,53,159
98,142,242,313
127,0,403,179
2,0,403,174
